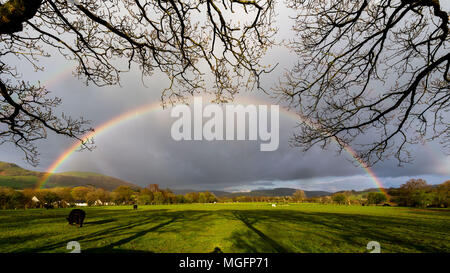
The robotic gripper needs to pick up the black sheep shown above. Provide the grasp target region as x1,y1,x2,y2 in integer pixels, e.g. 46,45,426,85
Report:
67,209,86,227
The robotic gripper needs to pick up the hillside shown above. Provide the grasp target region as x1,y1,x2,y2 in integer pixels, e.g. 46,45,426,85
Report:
0,162,41,176
0,161,139,191
172,188,331,198
240,188,331,198
0,162,42,189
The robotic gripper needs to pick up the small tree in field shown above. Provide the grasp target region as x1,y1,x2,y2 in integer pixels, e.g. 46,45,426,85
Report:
113,186,135,205
22,188,36,209
70,186,91,202
153,192,165,204
292,190,306,203
198,192,207,203
0,187,25,209
137,194,152,205
367,192,387,205
35,189,60,205
432,181,449,208
53,187,73,206
411,190,433,208
320,196,332,204
396,179,431,207
332,193,347,205
148,184,161,193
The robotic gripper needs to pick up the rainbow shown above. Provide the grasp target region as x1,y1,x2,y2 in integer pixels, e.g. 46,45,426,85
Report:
283,114,388,196
37,96,389,196
236,97,389,197
36,101,163,189
38,63,74,88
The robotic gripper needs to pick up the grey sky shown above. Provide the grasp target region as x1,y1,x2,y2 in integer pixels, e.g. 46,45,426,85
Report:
0,2,449,191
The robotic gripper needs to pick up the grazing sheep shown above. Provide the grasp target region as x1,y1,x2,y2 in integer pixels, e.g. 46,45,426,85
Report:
44,204,54,209
67,209,86,227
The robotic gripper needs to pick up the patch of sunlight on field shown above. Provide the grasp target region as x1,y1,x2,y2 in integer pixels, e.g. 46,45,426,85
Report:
0,203,449,253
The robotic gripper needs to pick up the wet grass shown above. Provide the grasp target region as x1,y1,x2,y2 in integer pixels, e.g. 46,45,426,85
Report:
0,203,448,253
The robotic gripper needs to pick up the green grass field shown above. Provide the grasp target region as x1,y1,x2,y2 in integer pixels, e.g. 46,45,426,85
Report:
0,203,449,253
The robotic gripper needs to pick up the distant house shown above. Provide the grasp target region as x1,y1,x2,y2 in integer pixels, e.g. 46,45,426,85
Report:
93,200,103,206
31,196,40,203
60,201,70,207
74,200,88,207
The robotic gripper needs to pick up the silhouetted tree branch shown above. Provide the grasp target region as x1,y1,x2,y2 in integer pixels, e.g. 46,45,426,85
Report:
276,0,449,165
0,0,276,165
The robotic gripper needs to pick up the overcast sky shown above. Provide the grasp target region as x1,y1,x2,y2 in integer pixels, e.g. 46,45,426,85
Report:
0,2,449,192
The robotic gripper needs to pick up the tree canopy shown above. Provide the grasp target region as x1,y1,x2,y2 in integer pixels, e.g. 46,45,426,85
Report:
0,0,448,166
0,0,275,164
276,0,449,165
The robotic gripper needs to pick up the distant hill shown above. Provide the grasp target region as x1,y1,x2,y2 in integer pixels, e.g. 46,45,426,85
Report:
45,172,140,191
0,162,42,189
0,161,139,191
334,188,387,196
242,188,331,198
0,162,40,176
1,161,403,195
172,188,331,198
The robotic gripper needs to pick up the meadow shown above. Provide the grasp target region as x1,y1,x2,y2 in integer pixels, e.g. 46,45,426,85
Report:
0,203,449,253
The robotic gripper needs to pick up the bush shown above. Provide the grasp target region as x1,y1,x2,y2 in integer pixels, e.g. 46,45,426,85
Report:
367,192,387,205
0,187,26,209
137,194,152,205
332,193,347,205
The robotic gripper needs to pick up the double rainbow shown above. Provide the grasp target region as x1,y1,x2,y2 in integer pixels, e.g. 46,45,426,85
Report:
36,96,388,196
36,101,162,188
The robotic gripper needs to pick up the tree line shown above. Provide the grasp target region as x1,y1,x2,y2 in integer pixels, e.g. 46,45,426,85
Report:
0,184,218,210
227,179,448,208
0,179,448,210
296,179,449,208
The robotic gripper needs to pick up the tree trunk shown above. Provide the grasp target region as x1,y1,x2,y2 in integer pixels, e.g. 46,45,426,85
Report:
0,0,42,34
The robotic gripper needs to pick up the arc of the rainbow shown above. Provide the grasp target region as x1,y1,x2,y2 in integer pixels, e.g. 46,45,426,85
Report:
37,96,388,196
234,97,389,197
32,62,75,90
36,101,163,189
36,62,389,194
283,111,388,196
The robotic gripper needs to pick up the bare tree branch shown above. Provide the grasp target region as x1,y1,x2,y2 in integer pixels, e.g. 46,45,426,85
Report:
276,0,449,165
0,0,276,165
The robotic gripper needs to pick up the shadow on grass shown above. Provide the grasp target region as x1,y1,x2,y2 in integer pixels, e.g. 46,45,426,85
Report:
232,211,289,253
0,234,44,249
5,207,449,253
85,219,116,226
226,209,449,253
17,209,209,253
85,215,180,253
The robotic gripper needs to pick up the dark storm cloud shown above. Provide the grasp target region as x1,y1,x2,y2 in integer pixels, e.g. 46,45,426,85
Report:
28,97,447,191
1,6,448,191
1,57,448,191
